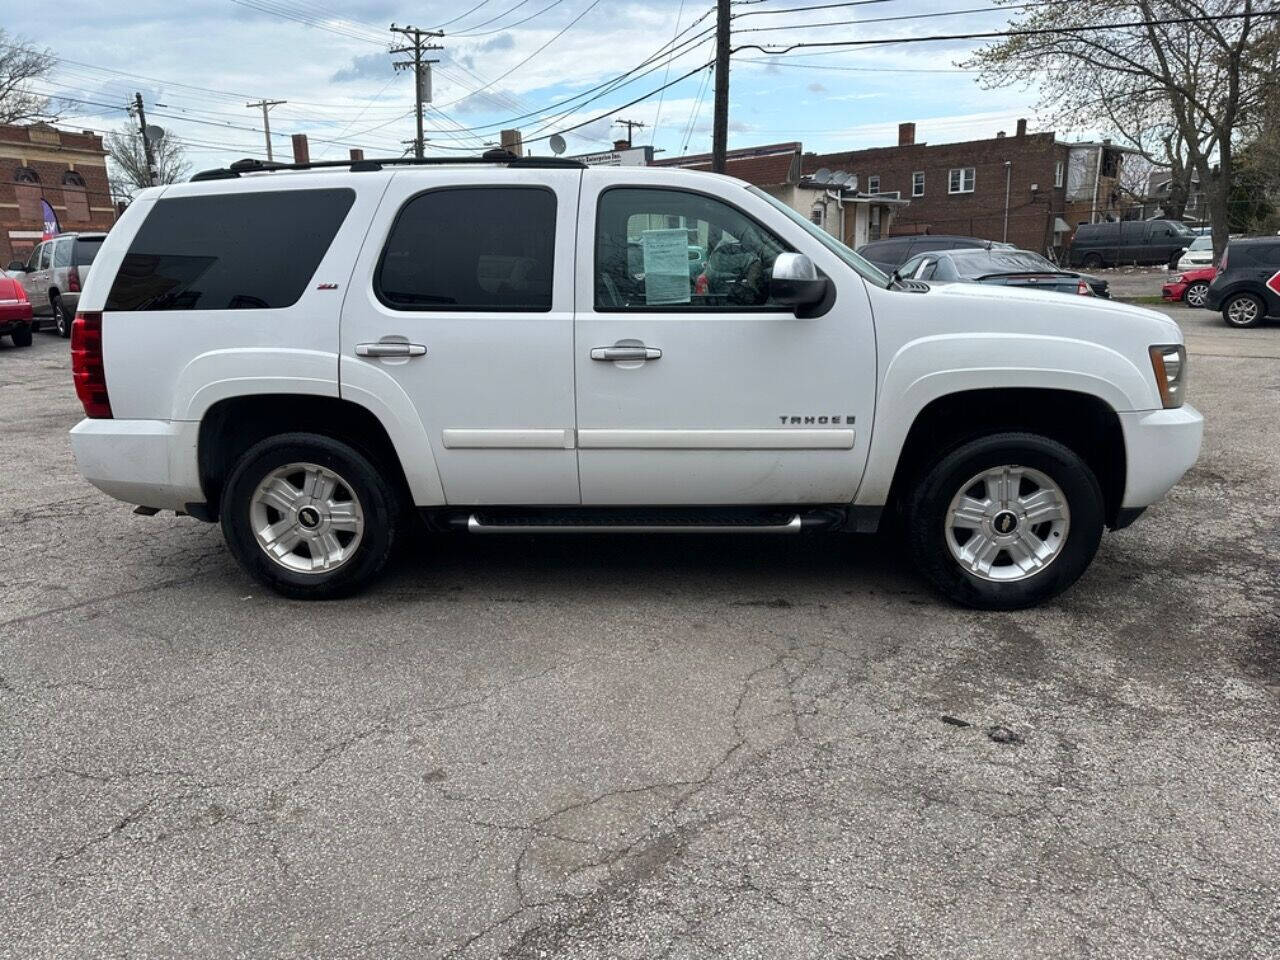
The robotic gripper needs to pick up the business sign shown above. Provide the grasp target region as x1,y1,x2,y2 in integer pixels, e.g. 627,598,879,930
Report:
570,146,651,167
40,198,60,242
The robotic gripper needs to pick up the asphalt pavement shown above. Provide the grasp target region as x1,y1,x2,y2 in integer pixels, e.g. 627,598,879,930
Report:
1,304,1278,959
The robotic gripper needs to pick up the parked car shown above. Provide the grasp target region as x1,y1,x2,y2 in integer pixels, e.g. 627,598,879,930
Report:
1206,236,1280,328
0,275,34,347
854,234,1013,273
6,232,107,337
1067,219,1194,269
67,153,1201,610
1174,235,1215,272
1162,266,1216,308
898,248,1098,297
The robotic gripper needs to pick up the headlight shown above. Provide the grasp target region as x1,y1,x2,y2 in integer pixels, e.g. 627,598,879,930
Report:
1149,344,1187,408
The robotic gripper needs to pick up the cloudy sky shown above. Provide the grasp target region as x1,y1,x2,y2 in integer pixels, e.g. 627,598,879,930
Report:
18,0,1085,170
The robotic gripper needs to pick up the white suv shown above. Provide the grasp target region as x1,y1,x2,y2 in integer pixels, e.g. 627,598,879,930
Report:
68,152,1203,609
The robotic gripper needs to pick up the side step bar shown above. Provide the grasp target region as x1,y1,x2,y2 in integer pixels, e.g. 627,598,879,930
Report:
465,514,805,534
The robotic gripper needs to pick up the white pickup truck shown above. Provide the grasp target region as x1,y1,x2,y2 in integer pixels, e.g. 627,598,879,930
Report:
68,153,1202,608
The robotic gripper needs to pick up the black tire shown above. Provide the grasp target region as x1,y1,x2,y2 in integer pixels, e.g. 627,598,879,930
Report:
219,432,402,599
1183,282,1210,308
1168,253,1181,270
10,325,33,347
1081,253,1103,269
906,432,1104,610
51,293,72,338
1222,292,1265,329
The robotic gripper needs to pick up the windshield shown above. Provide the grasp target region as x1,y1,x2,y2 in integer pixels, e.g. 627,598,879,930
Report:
951,251,1064,278
1188,236,1212,251
746,185,891,287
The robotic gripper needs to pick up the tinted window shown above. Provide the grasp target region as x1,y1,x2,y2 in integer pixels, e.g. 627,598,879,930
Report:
1243,244,1280,267
39,244,52,269
25,245,42,271
53,238,72,268
911,237,982,254
596,188,788,310
378,187,555,312
106,189,355,311
74,237,103,266
951,251,1063,278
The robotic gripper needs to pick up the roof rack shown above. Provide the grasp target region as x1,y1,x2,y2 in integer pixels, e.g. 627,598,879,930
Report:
191,148,585,182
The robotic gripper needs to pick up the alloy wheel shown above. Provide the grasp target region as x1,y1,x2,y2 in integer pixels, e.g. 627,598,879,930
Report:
944,465,1070,582
1184,283,1209,308
1225,295,1261,327
249,462,365,574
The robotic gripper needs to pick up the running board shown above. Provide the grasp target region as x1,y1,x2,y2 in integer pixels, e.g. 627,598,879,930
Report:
465,514,805,535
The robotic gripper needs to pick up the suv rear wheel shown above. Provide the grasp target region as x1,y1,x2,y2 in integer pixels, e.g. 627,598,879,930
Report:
51,292,73,338
906,433,1104,610
220,432,402,599
1222,292,1264,328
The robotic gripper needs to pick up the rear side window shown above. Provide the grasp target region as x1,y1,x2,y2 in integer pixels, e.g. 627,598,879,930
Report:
105,189,355,311
74,237,103,266
377,187,556,312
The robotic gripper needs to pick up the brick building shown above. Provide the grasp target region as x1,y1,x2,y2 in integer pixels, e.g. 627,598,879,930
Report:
1,123,116,265
803,120,1132,256
652,141,907,248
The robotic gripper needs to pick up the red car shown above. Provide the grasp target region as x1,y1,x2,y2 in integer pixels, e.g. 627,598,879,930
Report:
1162,266,1216,308
0,275,33,347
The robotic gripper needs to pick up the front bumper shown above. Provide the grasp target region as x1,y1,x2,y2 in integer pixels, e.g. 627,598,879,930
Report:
1118,405,1204,508
70,419,203,511
1161,282,1186,302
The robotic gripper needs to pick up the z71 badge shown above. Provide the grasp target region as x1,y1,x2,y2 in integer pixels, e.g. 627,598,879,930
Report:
779,415,855,425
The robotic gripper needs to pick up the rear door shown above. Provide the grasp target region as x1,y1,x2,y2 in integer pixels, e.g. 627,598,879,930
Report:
340,169,581,505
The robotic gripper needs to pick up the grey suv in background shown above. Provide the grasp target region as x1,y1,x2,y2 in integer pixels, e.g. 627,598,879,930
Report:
7,232,107,337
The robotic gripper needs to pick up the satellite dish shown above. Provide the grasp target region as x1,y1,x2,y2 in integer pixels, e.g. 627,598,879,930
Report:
812,167,831,184
549,133,566,156
145,125,166,142
831,171,849,185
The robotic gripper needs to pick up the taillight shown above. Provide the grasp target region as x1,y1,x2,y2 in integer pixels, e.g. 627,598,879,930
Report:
1218,248,1228,276
71,311,112,418
1077,279,1092,296
67,265,81,292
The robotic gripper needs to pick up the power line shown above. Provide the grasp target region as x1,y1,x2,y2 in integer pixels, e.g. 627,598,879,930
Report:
452,0,569,37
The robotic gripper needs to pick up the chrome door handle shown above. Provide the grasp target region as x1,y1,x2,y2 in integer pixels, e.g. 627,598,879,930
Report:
590,345,661,362
356,340,427,358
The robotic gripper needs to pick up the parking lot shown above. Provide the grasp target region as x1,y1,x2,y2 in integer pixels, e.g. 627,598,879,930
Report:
1,303,1277,958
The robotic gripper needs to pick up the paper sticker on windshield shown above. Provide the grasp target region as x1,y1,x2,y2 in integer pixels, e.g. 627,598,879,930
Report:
641,228,692,305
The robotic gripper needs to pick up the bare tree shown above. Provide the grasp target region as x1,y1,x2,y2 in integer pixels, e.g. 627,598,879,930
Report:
105,125,190,200
963,0,1280,258
0,30,57,124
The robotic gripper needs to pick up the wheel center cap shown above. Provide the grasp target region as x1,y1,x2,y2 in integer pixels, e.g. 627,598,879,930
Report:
992,510,1019,535
297,506,321,529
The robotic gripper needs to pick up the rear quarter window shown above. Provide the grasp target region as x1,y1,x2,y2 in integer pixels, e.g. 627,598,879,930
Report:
105,189,355,311
74,238,103,266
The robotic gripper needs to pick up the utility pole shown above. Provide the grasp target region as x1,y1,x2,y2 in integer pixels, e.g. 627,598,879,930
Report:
390,23,443,159
614,118,646,148
246,99,287,161
711,0,730,173
129,92,157,187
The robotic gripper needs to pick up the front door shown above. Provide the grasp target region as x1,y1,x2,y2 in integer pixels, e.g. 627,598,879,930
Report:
24,242,50,314
572,172,876,505
340,169,581,505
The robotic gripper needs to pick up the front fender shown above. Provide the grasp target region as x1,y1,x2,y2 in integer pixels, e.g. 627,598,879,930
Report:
854,333,1152,506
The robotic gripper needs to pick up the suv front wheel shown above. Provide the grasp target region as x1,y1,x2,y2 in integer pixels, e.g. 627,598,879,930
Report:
220,432,402,599
906,433,1104,610
1222,292,1265,328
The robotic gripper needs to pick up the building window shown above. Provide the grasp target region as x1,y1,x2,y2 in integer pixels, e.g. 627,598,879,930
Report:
1054,161,1064,188
62,170,86,188
948,167,975,194
867,175,880,193
912,171,925,197
15,166,40,184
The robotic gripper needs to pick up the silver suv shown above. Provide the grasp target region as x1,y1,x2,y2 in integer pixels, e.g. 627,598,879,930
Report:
7,232,107,337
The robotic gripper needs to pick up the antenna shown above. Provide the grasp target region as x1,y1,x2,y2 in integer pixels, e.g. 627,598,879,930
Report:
812,167,831,184
549,133,567,156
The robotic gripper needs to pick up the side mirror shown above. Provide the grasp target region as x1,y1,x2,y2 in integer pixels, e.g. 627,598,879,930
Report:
6,261,27,272
769,252,827,309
